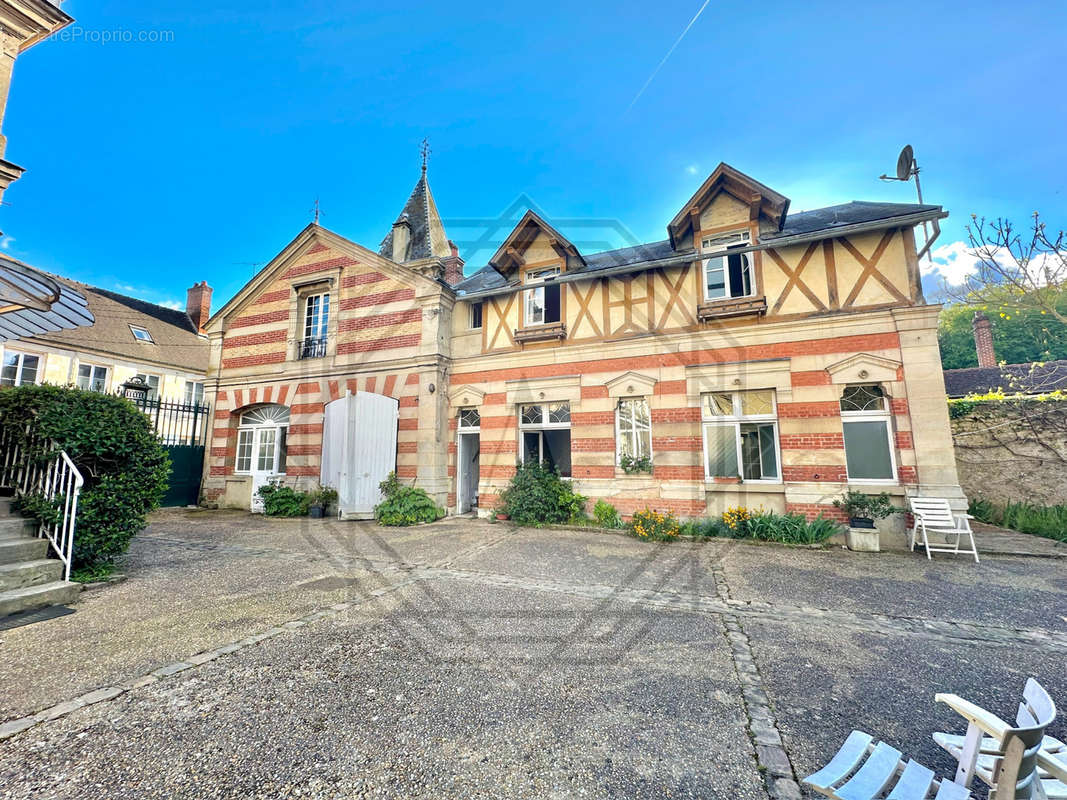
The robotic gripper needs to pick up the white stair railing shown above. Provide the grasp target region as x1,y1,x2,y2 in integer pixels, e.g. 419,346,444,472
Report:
0,425,83,581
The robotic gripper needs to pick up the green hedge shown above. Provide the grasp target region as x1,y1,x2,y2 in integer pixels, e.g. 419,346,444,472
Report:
0,384,169,568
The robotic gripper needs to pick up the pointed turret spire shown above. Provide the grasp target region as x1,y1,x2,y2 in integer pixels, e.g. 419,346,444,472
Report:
378,153,451,264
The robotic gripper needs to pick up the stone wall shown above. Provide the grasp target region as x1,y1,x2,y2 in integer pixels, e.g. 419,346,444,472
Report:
951,398,1067,505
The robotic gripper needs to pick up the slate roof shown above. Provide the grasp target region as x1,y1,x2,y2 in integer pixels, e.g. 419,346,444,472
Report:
453,201,941,296
24,277,209,373
378,171,452,262
762,201,942,240
943,361,1067,398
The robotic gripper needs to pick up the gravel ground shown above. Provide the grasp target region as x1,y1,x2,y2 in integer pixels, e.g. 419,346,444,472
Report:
1,511,1064,799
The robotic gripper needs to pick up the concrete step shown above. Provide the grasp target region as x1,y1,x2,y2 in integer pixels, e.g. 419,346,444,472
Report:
0,496,14,517
0,580,80,617
0,558,64,592
0,537,48,565
0,517,35,539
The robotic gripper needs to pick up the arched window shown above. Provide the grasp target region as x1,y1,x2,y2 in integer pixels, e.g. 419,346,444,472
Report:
235,404,290,474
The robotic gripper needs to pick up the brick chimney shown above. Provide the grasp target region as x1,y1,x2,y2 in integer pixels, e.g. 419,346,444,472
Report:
442,239,465,287
186,281,213,333
972,310,996,367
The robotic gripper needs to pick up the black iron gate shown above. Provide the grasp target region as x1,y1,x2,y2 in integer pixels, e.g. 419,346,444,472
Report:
130,397,210,507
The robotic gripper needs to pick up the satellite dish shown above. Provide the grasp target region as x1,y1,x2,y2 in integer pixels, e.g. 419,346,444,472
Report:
896,145,915,181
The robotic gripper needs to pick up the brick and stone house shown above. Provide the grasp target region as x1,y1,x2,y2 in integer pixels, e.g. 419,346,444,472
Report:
202,162,966,521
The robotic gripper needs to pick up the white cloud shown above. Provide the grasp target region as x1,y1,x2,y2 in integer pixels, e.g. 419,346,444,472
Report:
115,282,138,293
159,299,183,310
926,239,1064,289
685,164,699,175
926,240,981,285
0,236,13,250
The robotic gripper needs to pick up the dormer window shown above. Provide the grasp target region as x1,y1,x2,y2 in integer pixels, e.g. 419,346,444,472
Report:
130,324,154,342
702,230,753,301
524,266,561,327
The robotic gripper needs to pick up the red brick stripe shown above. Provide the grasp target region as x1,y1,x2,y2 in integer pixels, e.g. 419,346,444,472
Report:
650,407,701,423
252,289,290,306
580,385,609,399
337,334,421,354
895,431,913,449
222,352,286,369
653,380,687,395
786,502,848,522
571,438,615,452
572,411,615,425
284,255,357,278
337,308,422,332
781,465,847,482
342,272,389,288
790,370,831,387
777,401,841,418
654,465,705,480
340,288,415,310
229,309,289,329
222,329,287,350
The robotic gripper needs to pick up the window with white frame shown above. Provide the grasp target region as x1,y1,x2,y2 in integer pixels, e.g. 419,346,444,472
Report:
1,351,40,386
523,266,561,326
701,389,780,481
76,364,108,393
519,401,571,476
235,405,290,475
469,302,483,329
702,230,754,301
616,397,651,464
840,385,896,482
458,407,481,430
299,292,330,359
135,373,161,401
184,380,205,405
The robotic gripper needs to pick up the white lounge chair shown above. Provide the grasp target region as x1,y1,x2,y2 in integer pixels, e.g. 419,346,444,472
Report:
908,497,980,563
803,730,971,799
934,678,1065,799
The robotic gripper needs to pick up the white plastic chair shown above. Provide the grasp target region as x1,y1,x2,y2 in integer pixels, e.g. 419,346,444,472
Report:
934,678,1065,799
908,497,979,563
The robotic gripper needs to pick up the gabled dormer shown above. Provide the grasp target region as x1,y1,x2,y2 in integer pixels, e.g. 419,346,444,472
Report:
488,210,586,277
666,162,790,250
489,211,585,344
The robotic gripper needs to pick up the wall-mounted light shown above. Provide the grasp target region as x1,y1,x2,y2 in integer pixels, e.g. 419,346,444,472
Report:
428,383,436,394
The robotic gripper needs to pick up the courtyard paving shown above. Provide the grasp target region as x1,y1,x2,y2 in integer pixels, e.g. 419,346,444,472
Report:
0,510,1064,798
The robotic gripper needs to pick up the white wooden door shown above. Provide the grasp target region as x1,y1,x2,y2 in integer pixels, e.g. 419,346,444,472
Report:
350,392,398,516
322,392,398,518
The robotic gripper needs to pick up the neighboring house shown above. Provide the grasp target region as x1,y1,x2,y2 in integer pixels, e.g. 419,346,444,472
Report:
203,161,967,520
943,311,1067,398
0,278,211,403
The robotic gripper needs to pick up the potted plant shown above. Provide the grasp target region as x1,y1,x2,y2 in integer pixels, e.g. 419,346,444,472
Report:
833,490,898,552
318,486,339,518
307,485,338,519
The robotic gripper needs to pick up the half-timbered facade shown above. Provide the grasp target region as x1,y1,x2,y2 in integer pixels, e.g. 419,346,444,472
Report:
203,162,965,521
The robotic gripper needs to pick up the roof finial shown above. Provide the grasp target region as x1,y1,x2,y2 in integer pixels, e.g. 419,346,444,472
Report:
310,196,322,225
420,137,431,174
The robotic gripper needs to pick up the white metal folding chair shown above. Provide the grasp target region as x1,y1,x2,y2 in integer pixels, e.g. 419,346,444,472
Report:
908,497,980,563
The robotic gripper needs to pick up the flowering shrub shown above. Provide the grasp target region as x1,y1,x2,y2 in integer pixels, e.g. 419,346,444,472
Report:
722,506,750,533
628,508,680,541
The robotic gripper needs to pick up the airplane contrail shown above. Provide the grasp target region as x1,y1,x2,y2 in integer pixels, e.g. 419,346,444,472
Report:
624,0,712,115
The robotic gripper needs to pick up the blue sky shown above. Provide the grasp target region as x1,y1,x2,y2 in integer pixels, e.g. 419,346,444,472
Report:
4,0,1065,310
